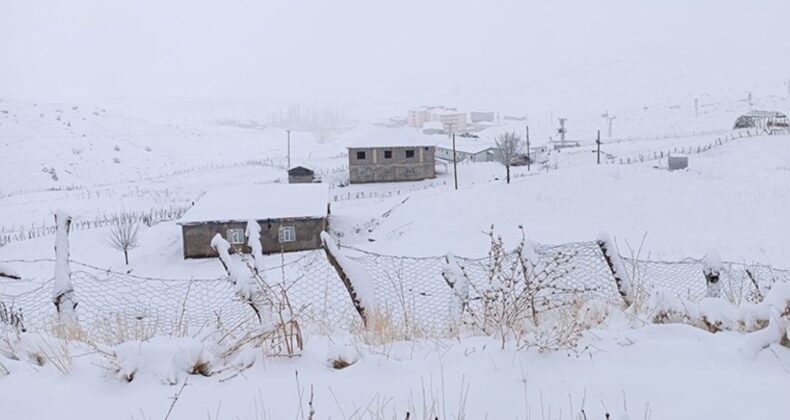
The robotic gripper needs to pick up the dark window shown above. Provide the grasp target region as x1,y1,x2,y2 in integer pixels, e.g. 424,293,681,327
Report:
384,150,392,159
356,151,366,160
405,149,415,158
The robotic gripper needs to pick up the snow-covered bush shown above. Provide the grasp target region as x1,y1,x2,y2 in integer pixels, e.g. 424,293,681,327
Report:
646,284,790,353
110,337,214,384
326,344,360,369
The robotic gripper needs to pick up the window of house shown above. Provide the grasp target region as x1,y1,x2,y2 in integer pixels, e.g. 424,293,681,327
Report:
227,228,245,245
278,226,296,243
384,150,392,159
405,149,415,158
356,151,366,160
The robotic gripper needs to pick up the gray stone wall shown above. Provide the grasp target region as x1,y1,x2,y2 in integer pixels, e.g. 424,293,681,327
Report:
288,174,315,184
182,217,326,259
348,146,436,183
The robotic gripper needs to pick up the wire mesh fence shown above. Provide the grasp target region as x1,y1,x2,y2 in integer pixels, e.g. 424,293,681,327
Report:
1,242,788,341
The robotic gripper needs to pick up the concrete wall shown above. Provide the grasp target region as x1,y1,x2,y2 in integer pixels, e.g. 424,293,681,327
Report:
348,146,436,183
182,217,326,258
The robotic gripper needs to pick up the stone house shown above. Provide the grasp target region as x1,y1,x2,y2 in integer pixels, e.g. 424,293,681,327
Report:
288,166,315,184
344,126,438,184
178,184,329,258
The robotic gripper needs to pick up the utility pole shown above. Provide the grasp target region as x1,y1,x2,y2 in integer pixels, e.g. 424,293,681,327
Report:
601,112,616,138
596,130,601,165
526,125,531,171
287,129,292,169
694,98,699,118
452,132,458,190
558,118,567,143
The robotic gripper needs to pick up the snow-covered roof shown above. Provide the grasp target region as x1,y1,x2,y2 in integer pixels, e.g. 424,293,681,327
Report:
341,125,440,148
746,110,786,118
435,137,497,154
431,109,466,117
178,183,329,225
423,121,444,130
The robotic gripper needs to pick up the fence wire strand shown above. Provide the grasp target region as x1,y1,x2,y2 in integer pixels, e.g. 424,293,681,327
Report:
1,242,788,341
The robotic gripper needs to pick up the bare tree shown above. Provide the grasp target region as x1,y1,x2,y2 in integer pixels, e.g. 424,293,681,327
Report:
494,131,523,184
107,214,142,265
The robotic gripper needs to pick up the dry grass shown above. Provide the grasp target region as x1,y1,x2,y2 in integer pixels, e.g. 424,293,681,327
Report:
352,309,426,347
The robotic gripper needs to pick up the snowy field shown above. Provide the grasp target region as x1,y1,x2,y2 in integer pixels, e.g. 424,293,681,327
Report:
2,94,790,420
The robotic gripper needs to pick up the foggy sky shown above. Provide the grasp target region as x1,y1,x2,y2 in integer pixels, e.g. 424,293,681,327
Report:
2,0,789,112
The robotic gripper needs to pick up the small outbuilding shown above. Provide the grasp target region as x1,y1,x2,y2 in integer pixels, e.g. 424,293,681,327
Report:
288,166,315,184
178,184,330,258
668,155,689,171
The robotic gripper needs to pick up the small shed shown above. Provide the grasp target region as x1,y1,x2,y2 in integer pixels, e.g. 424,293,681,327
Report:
288,166,315,184
668,155,688,171
178,184,330,258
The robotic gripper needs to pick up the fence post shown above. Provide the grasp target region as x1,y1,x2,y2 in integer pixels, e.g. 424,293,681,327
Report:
596,234,633,307
702,250,722,298
321,233,372,326
52,210,79,329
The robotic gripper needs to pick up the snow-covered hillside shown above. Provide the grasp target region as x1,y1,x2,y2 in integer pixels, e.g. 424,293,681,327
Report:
349,134,790,264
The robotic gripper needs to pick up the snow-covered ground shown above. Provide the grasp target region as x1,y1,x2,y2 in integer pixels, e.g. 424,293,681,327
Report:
2,326,789,420
2,94,790,420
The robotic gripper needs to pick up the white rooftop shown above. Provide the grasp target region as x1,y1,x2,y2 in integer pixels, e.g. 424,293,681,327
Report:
435,136,497,154
341,125,440,148
178,183,329,225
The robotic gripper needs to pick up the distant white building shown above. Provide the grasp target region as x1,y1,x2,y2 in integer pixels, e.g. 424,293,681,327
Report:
407,107,431,128
470,110,495,123
422,121,445,135
430,109,467,133
407,105,467,132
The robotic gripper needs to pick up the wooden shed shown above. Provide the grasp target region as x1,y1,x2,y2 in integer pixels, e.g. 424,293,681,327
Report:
288,166,315,184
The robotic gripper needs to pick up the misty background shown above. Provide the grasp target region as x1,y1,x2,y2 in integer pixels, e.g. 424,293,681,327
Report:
2,0,789,118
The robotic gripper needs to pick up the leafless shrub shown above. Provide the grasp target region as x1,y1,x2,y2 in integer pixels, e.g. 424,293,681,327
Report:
493,131,523,184
0,301,25,334
107,214,142,265
464,226,593,349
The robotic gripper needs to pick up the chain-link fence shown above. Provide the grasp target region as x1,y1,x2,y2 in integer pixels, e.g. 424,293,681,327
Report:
1,242,788,341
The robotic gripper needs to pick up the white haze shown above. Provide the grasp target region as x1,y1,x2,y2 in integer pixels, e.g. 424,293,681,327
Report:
1,0,789,115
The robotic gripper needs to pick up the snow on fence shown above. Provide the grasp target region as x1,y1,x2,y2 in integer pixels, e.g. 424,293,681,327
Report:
607,128,790,165
330,180,448,202
0,206,189,248
1,241,788,340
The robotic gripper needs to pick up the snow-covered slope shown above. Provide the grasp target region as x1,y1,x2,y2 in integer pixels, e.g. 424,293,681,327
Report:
349,134,790,265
